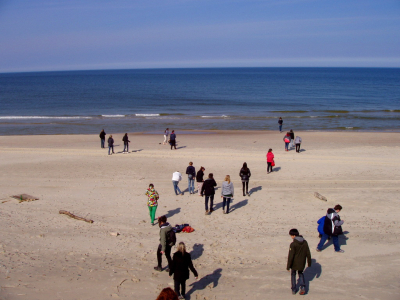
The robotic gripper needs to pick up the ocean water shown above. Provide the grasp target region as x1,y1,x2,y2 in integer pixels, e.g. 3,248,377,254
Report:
0,67,399,135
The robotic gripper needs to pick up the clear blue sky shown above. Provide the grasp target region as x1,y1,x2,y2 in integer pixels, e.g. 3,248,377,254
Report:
0,0,399,72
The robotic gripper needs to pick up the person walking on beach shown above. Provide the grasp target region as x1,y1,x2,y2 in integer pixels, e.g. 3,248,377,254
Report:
289,129,295,148
221,175,234,214
169,242,198,299
163,128,169,145
283,132,291,151
170,130,177,150
185,162,196,194
172,171,183,196
122,133,130,153
154,215,174,272
146,183,159,226
99,129,106,148
278,117,283,132
196,167,205,196
266,149,274,173
316,204,345,253
201,173,217,215
294,136,302,153
287,228,312,295
239,162,251,196
108,135,114,155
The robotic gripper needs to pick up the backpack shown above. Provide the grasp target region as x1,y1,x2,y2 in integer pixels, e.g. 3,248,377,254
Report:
167,229,176,246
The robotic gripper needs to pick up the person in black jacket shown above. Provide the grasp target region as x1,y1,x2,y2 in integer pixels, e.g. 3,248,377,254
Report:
239,162,251,196
201,173,217,215
196,167,205,196
287,228,312,295
99,129,106,148
289,129,295,149
185,162,196,195
122,133,130,153
108,135,114,155
169,242,198,299
317,204,344,253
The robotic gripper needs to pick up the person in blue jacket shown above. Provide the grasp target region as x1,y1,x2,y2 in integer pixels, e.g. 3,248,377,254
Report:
317,216,330,240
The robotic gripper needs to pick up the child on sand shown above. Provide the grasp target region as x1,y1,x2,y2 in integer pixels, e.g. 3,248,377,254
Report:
146,184,159,226
287,228,312,295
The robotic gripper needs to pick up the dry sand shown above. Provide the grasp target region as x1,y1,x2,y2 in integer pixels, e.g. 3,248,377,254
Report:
0,131,399,300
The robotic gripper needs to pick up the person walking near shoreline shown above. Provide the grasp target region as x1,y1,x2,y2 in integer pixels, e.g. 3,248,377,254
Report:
316,204,345,253
221,175,234,214
146,183,159,226
154,215,173,272
122,133,130,153
289,129,295,148
99,129,106,148
185,162,196,194
295,136,302,153
283,132,291,151
239,162,251,196
163,128,169,145
169,242,198,299
201,173,217,215
170,130,177,150
108,135,114,155
287,228,312,295
266,149,274,173
172,171,183,196
278,117,283,132
196,167,205,196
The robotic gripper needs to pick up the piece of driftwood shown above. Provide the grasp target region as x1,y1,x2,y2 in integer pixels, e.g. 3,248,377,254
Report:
59,210,94,223
314,192,327,201
11,194,39,203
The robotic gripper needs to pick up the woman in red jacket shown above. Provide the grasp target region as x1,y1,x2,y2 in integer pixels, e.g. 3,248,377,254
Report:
266,148,274,174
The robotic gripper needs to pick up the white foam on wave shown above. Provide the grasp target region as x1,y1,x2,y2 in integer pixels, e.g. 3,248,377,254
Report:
201,115,229,118
0,116,91,120
135,114,160,117
102,115,125,118
346,127,354,129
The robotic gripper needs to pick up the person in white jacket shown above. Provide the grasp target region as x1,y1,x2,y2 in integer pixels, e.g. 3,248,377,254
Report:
294,136,302,153
221,175,234,214
172,171,183,195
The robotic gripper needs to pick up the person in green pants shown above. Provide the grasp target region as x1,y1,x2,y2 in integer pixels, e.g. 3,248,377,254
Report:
146,183,159,226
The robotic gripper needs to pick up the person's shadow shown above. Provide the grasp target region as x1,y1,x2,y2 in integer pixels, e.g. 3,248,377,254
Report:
131,149,143,152
249,186,262,195
272,167,281,172
190,243,204,260
176,146,187,149
321,231,349,250
229,199,248,213
303,259,322,294
186,268,222,299
164,208,181,219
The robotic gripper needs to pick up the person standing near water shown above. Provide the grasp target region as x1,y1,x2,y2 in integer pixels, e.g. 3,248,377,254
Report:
146,183,159,226
122,133,130,153
266,149,274,173
163,128,169,145
196,167,205,196
169,242,198,300
99,129,106,148
221,175,234,214
170,130,177,150
108,135,114,155
278,117,283,132
239,162,251,196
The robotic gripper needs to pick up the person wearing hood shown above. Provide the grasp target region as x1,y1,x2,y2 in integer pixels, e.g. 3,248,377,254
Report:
287,228,312,295
239,162,251,196
154,215,173,272
169,242,198,299
146,183,159,226
201,173,217,215
99,129,106,148
316,204,344,253
221,175,234,214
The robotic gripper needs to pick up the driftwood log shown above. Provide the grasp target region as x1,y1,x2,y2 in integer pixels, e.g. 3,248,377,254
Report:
59,210,94,223
314,192,327,201
11,194,39,203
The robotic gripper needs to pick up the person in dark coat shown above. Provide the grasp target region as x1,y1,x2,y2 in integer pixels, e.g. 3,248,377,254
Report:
99,129,106,148
185,162,196,194
196,167,205,196
170,130,177,150
289,129,295,148
317,204,344,253
201,173,217,215
287,228,312,295
107,135,114,155
239,162,251,196
122,133,130,153
169,242,198,299
278,117,283,132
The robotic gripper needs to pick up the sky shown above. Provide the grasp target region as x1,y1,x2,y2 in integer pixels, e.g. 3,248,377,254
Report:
0,0,399,72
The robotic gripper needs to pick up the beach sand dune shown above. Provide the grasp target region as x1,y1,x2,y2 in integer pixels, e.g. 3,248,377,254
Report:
0,131,399,300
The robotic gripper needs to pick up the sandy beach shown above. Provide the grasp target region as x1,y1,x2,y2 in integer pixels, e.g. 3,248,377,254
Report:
0,131,399,300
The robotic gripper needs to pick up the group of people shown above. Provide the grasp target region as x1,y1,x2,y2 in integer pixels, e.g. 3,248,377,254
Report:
283,129,302,152
163,128,178,150
99,130,131,155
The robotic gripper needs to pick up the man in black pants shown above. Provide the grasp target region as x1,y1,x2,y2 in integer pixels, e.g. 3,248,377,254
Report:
154,215,173,272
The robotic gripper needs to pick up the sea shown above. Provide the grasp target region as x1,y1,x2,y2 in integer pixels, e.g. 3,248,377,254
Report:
0,67,399,135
